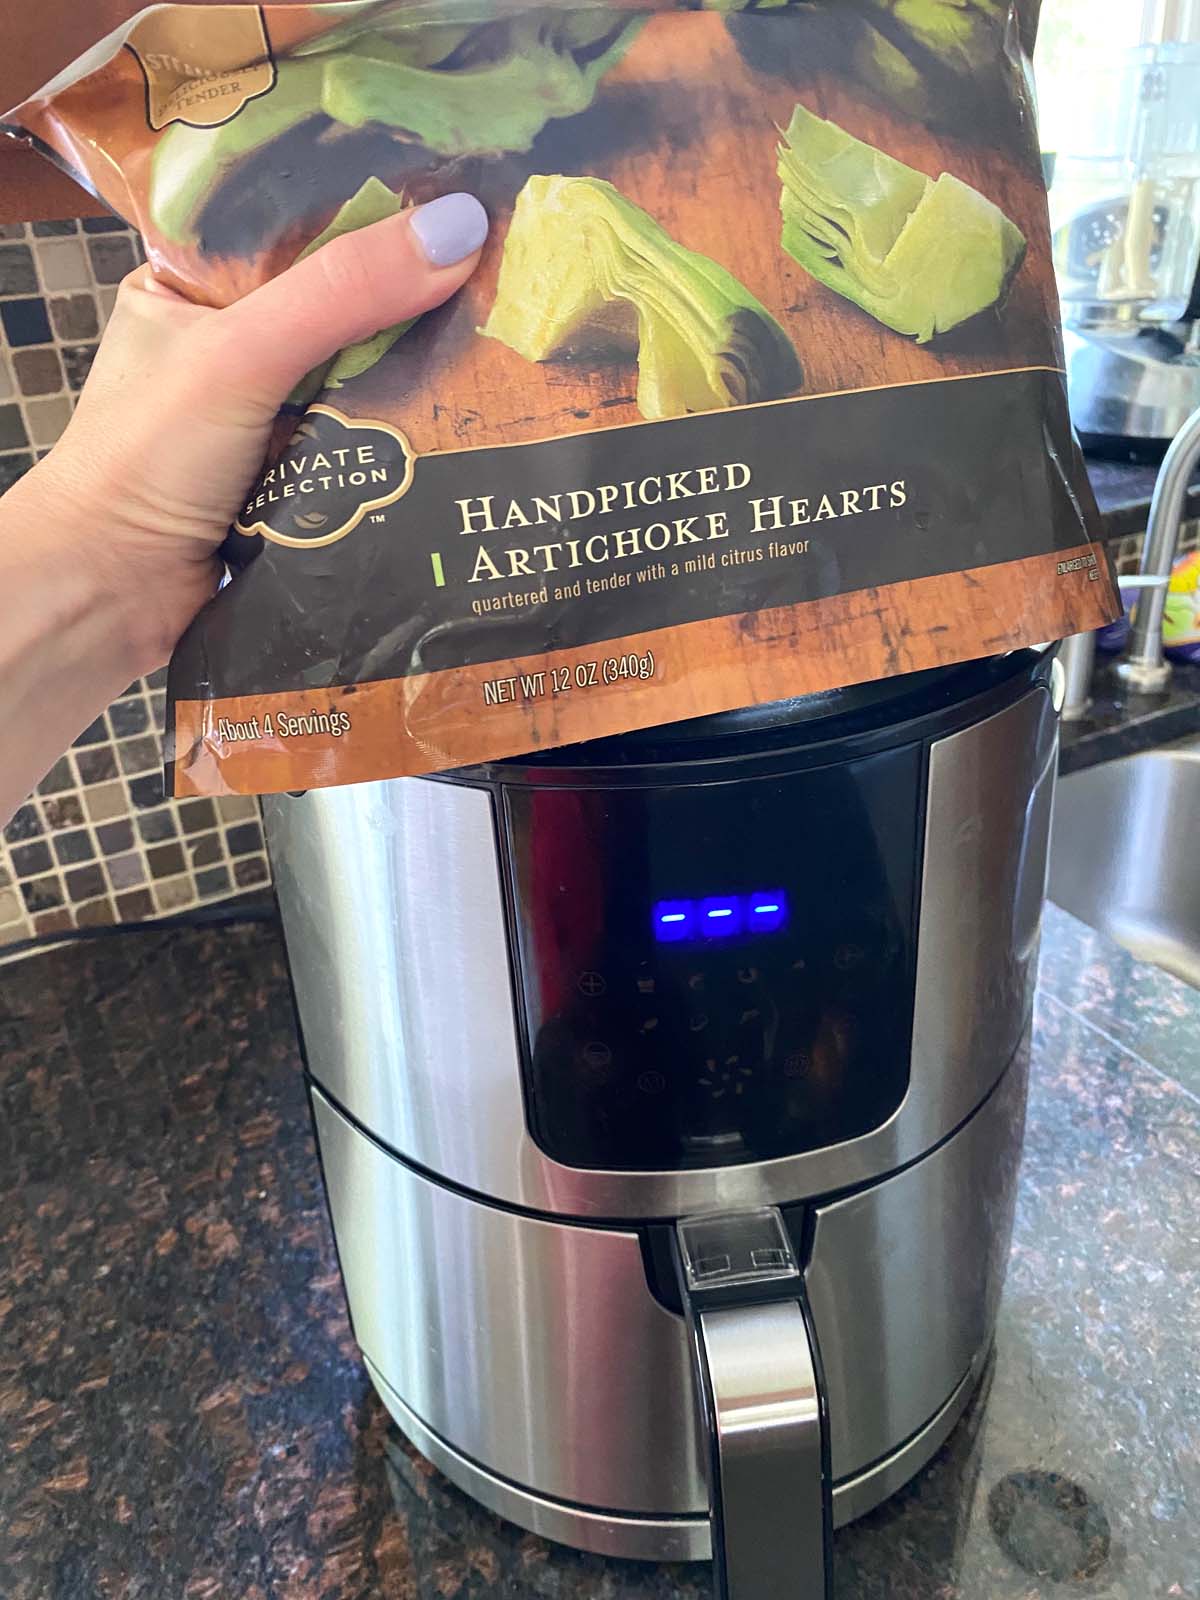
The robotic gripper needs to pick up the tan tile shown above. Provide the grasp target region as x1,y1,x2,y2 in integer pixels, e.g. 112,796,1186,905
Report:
25,395,72,447
83,781,127,822
0,886,24,925
75,897,116,927
216,796,259,822
36,238,89,291
153,875,194,913
0,917,33,947
97,287,119,326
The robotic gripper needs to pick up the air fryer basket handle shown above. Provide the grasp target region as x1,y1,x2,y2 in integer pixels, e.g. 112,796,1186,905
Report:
675,1209,833,1600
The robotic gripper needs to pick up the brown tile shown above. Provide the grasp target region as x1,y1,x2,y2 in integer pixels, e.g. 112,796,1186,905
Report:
179,799,217,834
87,236,136,283
11,347,62,396
75,747,118,785
188,832,223,867
10,840,52,878
147,842,185,879
106,853,145,891
48,293,98,340
37,756,75,795
65,864,105,902
52,830,94,867
75,897,116,927
117,736,160,776
96,820,134,855
21,875,63,913
233,856,270,889
153,876,193,913
42,794,84,829
83,783,127,823
115,889,155,921
32,909,73,936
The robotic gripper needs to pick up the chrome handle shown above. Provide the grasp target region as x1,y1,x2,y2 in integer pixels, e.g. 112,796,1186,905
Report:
675,1209,833,1600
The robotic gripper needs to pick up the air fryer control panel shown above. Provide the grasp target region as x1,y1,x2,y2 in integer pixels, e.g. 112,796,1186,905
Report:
503,744,922,1171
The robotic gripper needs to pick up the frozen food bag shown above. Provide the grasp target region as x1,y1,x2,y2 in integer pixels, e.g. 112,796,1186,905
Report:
3,0,1119,797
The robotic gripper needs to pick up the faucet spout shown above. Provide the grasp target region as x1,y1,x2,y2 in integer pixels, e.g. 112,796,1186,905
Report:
1115,400,1200,693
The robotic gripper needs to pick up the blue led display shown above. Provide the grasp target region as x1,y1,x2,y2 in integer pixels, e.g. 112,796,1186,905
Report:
653,891,789,943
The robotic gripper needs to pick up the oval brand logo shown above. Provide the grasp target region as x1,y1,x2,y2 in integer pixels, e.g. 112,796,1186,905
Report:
234,405,416,549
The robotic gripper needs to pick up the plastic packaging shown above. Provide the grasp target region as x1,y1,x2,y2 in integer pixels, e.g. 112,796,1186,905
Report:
2,0,1120,797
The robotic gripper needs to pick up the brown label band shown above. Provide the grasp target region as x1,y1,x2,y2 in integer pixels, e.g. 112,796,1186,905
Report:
171,544,1115,798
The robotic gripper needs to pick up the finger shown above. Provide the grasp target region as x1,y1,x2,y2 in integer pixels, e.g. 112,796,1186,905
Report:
195,193,489,413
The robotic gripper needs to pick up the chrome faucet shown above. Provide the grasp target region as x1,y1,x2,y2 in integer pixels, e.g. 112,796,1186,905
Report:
1115,400,1200,693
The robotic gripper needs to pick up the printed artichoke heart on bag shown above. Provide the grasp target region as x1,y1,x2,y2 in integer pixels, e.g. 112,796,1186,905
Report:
3,0,1117,798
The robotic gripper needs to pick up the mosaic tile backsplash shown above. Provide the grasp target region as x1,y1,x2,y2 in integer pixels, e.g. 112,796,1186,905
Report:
0,215,273,947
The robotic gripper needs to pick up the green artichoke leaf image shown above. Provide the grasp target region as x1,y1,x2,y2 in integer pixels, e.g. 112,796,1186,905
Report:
710,0,1009,130
150,9,643,244
854,0,1009,121
481,175,802,421
778,105,1025,342
287,176,417,407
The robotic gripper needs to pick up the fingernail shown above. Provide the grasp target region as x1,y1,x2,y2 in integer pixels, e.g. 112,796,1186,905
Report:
410,193,489,267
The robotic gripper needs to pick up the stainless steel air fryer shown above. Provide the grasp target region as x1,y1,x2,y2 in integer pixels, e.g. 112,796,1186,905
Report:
266,647,1061,1600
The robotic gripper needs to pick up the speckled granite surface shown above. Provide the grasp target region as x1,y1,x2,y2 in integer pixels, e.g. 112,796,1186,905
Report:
1059,658,1200,777
1087,456,1200,544
1,903,1197,1599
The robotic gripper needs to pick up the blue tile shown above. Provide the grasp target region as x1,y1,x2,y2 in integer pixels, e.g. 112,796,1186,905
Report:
0,452,33,492
0,298,52,346
81,215,128,234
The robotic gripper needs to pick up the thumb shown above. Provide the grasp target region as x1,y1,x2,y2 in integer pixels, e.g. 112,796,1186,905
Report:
197,192,489,414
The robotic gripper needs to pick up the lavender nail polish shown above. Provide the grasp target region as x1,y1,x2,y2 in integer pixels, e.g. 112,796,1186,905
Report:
410,193,489,267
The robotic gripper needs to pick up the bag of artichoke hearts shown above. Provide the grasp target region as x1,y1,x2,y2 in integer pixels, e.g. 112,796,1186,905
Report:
4,0,1117,796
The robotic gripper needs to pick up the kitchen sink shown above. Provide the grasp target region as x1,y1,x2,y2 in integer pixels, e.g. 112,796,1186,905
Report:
1048,737,1200,988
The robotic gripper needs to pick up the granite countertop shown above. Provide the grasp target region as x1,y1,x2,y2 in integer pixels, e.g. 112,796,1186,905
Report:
1,906,1198,1600
1059,655,1200,774
1087,455,1200,543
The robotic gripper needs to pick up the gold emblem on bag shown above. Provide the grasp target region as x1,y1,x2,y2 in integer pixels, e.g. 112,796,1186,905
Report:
234,405,418,550
126,6,276,131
